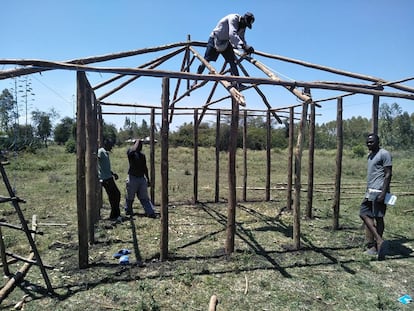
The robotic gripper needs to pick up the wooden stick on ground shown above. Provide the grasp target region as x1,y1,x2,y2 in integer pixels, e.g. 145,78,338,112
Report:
208,295,218,311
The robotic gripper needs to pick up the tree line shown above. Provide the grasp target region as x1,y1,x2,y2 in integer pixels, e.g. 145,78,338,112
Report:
1,87,413,154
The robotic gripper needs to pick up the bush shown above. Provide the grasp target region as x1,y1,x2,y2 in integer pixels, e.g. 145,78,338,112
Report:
352,144,366,158
65,138,76,153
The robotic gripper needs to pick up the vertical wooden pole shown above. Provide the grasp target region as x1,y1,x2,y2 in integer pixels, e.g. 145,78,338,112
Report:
333,97,343,230
293,101,308,250
243,110,247,202
92,94,99,222
76,71,88,268
0,227,10,276
287,107,294,211
85,87,97,243
215,110,221,203
150,108,156,203
306,98,315,219
96,104,103,221
265,110,271,201
372,95,379,135
226,98,239,255
193,109,199,204
160,78,170,261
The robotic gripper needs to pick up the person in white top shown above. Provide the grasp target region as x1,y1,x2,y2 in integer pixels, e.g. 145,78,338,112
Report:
195,12,255,89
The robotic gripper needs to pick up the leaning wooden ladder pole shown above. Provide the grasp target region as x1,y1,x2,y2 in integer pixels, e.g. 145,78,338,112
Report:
0,161,53,302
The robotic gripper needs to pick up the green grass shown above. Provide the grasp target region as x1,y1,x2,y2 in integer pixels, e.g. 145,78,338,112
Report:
0,145,413,310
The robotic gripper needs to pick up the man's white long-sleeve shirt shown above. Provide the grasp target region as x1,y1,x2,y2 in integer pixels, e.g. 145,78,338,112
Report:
210,13,247,49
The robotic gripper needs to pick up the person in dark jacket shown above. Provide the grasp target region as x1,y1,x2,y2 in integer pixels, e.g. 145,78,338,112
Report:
124,139,156,218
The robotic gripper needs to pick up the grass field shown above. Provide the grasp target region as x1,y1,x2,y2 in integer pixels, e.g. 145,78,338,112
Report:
0,145,413,310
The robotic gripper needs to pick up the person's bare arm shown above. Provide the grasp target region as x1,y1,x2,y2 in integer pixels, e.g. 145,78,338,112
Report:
377,166,392,202
129,139,140,152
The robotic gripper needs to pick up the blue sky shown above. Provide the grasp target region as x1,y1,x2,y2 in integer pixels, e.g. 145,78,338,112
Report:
1,0,413,130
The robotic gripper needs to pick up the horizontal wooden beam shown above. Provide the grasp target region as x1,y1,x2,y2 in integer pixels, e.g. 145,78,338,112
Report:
254,50,414,94
1,56,414,100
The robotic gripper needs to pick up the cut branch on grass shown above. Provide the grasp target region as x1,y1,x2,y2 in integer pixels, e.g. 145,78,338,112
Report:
208,295,218,311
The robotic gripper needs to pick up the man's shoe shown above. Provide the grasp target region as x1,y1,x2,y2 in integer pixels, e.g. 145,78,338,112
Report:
365,247,378,256
109,215,122,223
125,208,133,216
145,213,159,219
377,240,389,261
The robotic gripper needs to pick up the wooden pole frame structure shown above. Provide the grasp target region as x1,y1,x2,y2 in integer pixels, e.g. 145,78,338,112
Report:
1,39,413,263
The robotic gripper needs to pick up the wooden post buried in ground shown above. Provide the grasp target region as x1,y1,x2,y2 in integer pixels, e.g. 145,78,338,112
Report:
225,97,239,255
76,71,88,269
160,77,169,261
332,97,343,230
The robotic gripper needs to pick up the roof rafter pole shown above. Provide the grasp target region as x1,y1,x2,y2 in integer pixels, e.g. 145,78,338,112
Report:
316,80,383,90
94,47,187,91
183,55,197,88
170,46,193,122
238,53,311,104
237,61,283,124
196,80,220,126
197,63,227,126
3,60,413,99
188,46,246,106
98,47,186,101
169,79,209,107
254,50,414,94
169,47,220,117
0,41,205,80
